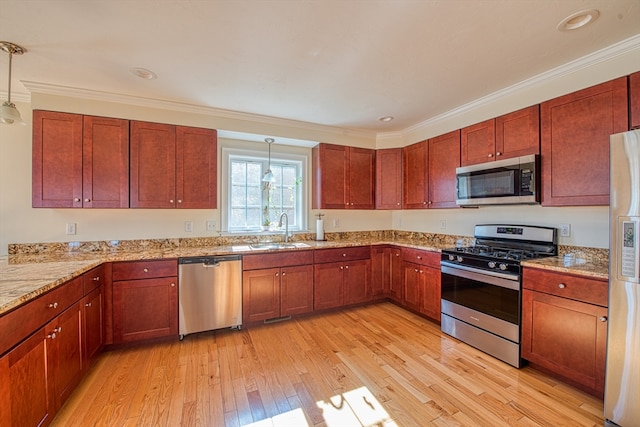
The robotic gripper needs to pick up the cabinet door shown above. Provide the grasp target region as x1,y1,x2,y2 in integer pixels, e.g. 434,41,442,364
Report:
112,277,178,343
421,266,441,322
541,77,628,206
32,110,83,208
130,121,177,208
242,268,281,323
344,259,371,305
402,262,423,311
176,126,217,209
375,148,402,209
314,263,344,310
83,286,104,370
348,147,375,209
402,140,429,209
82,116,130,208
388,248,403,302
280,265,314,316
370,246,387,297
1,328,52,427
630,71,640,130
495,105,540,160
49,301,83,410
461,118,495,166
522,289,607,398
428,130,460,208
312,143,347,209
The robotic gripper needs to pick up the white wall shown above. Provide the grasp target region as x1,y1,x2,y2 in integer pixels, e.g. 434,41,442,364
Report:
1,38,638,255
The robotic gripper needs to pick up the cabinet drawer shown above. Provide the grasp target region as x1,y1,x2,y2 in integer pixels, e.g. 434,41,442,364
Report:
401,248,440,267
243,250,313,270
112,259,177,281
83,264,105,294
523,268,608,307
0,276,83,356
314,246,370,264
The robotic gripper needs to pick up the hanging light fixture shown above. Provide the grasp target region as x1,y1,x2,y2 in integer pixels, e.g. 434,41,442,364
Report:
262,137,276,182
0,41,26,125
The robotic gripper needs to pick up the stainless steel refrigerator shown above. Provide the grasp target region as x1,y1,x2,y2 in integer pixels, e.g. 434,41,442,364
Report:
605,129,640,427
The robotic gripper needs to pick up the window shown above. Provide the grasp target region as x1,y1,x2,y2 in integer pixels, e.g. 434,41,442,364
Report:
223,147,306,233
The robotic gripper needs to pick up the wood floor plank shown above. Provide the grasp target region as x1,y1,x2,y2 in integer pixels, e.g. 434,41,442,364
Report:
51,302,604,427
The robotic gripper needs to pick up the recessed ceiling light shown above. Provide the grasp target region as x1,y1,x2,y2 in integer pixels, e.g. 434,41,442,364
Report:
129,67,157,80
557,9,600,31
379,116,394,122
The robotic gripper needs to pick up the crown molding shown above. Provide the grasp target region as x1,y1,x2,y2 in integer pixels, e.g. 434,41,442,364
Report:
20,80,376,141
383,34,640,142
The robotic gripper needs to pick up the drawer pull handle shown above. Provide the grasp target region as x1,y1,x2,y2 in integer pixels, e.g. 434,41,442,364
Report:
345,265,349,269
340,266,344,270
342,253,346,257
143,268,149,273
558,283,566,289
171,283,176,287
48,302,58,309
417,256,422,260
85,302,92,307
281,272,286,276
92,276,100,281
599,316,608,322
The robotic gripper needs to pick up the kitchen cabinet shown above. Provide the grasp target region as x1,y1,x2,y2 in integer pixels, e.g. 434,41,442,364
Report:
401,248,441,322
312,143,375,209
82,265,104,370
314,246,371,310
402,140,428,209
630,71,640,130
32,111,129,208
428,130,460,208
130,121,217,208
242,251,314,324
112,259,178,343
541,77,628,206
371,245,402,301
461,106,539,166
375,148,402,209
0,275,84,427
521,267,608,398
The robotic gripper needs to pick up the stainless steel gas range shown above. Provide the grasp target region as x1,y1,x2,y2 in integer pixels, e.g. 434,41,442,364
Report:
440,224,557,367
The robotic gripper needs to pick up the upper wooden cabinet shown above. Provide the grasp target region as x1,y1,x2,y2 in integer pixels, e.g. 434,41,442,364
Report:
130,122,217,208
32,111,129,208
375,148,402,209
461,105,539,166
428,130,460,209
312,143,375,209
403,130,460,209
541,77,628,206
630,71,640,130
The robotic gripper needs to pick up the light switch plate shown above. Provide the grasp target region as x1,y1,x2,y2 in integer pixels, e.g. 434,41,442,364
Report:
66,223,76,235
185,221,193,232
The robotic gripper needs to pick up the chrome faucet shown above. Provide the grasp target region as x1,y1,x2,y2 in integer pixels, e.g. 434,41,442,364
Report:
278,212,289,242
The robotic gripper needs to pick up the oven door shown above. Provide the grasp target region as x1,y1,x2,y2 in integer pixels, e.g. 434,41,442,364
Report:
440,262,521,342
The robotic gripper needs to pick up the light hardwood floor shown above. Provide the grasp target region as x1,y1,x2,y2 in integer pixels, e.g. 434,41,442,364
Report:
52,302,604,426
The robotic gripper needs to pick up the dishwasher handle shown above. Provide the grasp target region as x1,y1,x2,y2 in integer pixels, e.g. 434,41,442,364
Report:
178,255,242,266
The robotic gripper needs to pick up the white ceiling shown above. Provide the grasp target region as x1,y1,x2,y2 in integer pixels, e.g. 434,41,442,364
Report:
1,0,639,133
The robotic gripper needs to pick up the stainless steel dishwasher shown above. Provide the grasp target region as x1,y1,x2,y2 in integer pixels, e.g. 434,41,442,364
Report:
178,255,242,339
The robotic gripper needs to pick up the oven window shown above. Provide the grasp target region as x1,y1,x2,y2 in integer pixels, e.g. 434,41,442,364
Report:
441,272,519,324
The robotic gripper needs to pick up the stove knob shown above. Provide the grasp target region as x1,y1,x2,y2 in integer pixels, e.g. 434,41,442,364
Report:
448,255,455,261
488,261,496,268
456,256,463,262
499,263,508,271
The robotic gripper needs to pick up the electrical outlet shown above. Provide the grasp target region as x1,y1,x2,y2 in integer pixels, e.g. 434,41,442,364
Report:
440,220,447,229
333,219,339,228
66,223,76,235
559,223,571,237
185,221,193,232
206,220,216,231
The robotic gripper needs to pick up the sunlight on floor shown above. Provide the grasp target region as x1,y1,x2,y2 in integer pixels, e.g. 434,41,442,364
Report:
242,386,396,427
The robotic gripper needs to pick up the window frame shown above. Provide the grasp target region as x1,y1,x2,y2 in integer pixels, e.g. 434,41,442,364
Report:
221,145,308,234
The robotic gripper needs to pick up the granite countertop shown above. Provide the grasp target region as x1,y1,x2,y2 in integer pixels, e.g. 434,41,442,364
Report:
521,256,609,280
0,236,608,316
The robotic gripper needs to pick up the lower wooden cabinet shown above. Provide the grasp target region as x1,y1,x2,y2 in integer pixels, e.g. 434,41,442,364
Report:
314,247,371,311
401,249,441,322
522,267,608,398
111,259,178,344
371,246,402,301
82,286,103,369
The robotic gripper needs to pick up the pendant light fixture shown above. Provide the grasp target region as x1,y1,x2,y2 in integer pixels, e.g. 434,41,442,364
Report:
0,41,26,125
262,137,276,183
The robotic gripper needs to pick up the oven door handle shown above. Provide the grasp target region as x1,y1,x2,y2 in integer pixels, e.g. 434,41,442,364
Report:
441,263,520,291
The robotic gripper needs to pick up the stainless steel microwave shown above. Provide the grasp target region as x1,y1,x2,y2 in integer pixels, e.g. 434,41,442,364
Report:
456,154,540,206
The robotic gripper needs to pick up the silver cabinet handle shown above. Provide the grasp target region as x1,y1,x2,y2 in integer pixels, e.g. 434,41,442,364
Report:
599,316,607,322
488,153,494,158
85,302,92,307
345,265,349,269
340,266,344,270
169,199,174,203
84,198,91,202
282,272,286,276
496,152,502,156
92,276,100,281
143,268,149,273
275,272,279,277
558,283,566,289
74,197,81,202
170,283,176,287
48,302,58,309
177,199,182,204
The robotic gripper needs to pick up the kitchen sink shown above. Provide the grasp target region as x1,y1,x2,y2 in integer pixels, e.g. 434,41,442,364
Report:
249,242,310,250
